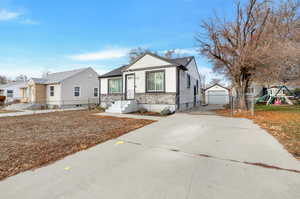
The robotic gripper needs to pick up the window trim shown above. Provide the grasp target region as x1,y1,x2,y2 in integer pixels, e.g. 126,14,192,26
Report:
94,88,98,97
196,80,199,94
74,87,80,97
7,90,14,98
145,70,166,93
108,78,123,94
50,86,55,97
187,74,191,89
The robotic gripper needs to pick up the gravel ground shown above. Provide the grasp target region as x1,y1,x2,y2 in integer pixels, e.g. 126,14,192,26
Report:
0,110,154,180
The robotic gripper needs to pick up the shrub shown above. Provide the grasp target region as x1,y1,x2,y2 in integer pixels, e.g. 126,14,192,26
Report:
160,107,172,116
138,108,148,114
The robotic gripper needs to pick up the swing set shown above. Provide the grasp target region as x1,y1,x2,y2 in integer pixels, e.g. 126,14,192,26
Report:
256,85,299,105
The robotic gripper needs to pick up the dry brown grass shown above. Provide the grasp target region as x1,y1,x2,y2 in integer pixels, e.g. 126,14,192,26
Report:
217,108,300,160
0,110,154,180
0,110,20,114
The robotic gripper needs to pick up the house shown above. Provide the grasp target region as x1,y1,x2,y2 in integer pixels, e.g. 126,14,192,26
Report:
99,53,201,113
0,81,28,103
205,83,230,105
20,67,99,108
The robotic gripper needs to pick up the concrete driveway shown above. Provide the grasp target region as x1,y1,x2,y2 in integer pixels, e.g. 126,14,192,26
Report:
0,113,299,199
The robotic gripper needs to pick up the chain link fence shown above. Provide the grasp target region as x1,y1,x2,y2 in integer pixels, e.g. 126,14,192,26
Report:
2,98,100,111
229,94,256,116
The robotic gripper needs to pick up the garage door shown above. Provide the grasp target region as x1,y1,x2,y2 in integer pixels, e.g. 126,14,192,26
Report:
208,90,228,105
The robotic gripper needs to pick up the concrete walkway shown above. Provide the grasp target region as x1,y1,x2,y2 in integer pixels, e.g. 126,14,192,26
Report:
0,113,299,199
0,108,86,118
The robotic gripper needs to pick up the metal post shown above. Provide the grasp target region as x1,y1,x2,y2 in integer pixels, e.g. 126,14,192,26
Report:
251,94,255,116
231,96,234,117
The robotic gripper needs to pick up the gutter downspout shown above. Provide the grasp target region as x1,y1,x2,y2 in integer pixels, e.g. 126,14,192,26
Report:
176,67,180,111
98,77,101,106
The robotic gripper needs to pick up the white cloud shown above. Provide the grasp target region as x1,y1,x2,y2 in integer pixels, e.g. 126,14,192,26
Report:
173,48,197,55
0,67,42,79
69,48,130,61
160,48,197,56
0,9,21,21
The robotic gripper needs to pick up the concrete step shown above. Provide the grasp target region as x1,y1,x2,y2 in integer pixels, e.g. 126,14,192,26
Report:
106,100,138,114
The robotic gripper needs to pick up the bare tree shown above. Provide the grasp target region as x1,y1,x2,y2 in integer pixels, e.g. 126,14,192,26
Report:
128,47,155,63
199,73,207,89
15,75,28,82
0,75,8,84
164,49,176,58
196,0,300,109
209,78,222,85
129,47,186,63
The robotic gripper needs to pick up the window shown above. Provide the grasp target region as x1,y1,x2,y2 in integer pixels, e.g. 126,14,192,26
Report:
196,80,199,94
74,87,80,97
146,70,165,92
187,74,191,88
7,90,13,98
50,86,55,97
0,89,4,96
94,88,98,97
108,78,122,94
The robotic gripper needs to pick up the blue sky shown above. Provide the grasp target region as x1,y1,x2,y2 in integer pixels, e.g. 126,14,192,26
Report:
0,0,239,81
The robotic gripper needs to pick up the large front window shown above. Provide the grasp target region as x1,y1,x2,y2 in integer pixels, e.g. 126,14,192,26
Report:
108,78,122,94
146,70,165,92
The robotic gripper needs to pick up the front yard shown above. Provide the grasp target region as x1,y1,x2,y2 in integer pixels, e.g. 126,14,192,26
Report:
0,110,154,180
0,109,19,114
218,105,300,160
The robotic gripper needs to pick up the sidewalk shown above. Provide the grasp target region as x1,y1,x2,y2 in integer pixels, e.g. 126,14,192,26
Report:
0,108,85,118
95,112,164,121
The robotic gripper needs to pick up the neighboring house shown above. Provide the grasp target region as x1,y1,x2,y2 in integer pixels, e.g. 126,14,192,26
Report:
20,67,99,108
0,81,27,103
248,82,268,97
99,53,201,113
205,83,230,105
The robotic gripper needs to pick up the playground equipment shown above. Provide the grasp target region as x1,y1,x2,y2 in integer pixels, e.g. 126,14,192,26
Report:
256,85,297,105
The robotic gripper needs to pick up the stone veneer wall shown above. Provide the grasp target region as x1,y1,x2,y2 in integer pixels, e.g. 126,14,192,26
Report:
135,93,176,105
100,94,123,107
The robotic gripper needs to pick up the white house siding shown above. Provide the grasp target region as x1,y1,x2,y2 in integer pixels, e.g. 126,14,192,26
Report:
205,85,229,105
46,84,61,106
99,77,123,107
60,68,99,106
249,83,264,97
122,67,177,112
100,78,109,95
128,54,171,70
0,81,27,103
123,67,177,93
178,59,201,110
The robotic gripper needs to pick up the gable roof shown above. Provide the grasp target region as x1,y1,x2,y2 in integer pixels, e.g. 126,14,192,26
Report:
99,65,128,78
99,53,194,78
127,52,192,69
205,83,230,91
168,56,194,68
0,81,27,89
31,68,90,84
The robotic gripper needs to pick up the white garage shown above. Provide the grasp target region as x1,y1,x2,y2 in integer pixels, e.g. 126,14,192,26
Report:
205,83,230,105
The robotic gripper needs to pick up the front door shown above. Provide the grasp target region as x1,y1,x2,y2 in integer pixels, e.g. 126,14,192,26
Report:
126,74,135,100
